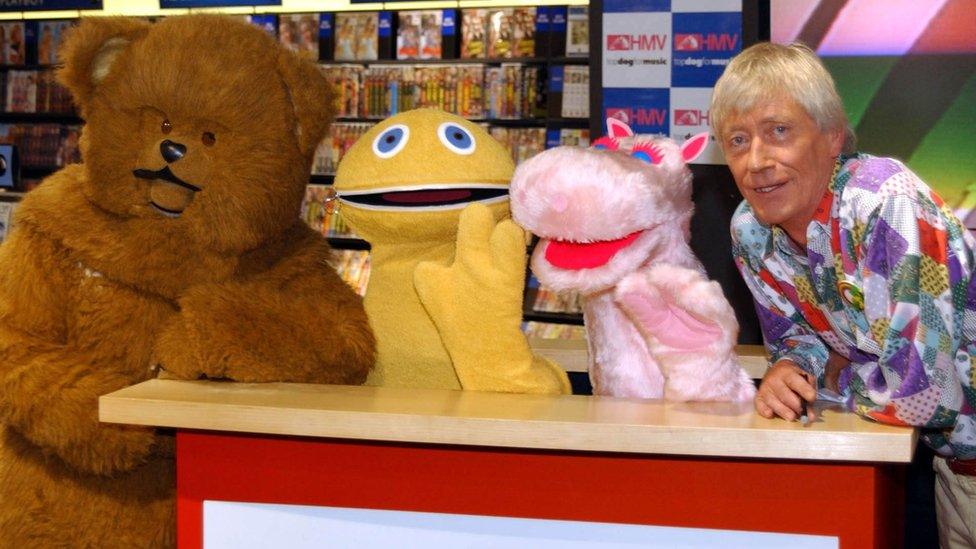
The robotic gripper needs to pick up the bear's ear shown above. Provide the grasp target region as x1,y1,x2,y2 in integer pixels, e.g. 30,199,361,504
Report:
57,17,151,115
276,48,337,157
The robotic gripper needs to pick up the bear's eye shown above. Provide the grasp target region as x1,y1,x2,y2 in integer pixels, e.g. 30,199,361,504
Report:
371,124,409,159
437,122,475,155
201,132,216,147
161,119,172,134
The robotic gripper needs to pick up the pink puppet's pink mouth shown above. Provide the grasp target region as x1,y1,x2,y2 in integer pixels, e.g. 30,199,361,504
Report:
544,231,643,270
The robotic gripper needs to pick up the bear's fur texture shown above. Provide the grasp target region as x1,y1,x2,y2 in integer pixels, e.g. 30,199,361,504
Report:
0,15,375,547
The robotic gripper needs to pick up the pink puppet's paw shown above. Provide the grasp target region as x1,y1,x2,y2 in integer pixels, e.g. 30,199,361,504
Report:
644,264,739,341
618,264,754,402
615,271,723,351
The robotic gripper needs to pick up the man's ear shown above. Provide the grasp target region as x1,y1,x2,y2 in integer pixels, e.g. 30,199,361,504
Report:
276,48,337,157
56,17,150,117
828,126,846,157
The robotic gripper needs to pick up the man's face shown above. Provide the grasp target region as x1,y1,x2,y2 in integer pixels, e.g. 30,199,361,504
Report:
721,95,843,246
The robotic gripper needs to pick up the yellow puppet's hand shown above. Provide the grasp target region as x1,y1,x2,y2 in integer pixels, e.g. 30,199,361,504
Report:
414,203,570,394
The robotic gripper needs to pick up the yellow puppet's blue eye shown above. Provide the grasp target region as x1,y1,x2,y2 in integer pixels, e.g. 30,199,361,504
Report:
437,122,475,155
372,124,410,159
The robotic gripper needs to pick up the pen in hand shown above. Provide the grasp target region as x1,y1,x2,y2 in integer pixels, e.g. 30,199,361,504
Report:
798,371,814,424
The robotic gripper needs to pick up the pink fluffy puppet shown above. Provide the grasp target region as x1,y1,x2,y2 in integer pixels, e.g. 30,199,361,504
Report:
510,118,755,401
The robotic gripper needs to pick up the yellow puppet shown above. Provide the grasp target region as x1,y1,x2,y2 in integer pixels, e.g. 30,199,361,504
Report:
334,109,569,394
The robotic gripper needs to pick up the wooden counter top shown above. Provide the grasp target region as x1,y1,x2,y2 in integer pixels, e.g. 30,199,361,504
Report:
529,339,770,378
100,379,916,463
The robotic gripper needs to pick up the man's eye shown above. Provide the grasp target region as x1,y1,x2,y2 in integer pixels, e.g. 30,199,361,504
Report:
773,125,789,135
729,135,746,148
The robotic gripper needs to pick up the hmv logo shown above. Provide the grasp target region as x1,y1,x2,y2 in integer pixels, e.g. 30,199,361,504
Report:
674,109,709,126
674,33,739,51
607,34,668,51
607,107,667,127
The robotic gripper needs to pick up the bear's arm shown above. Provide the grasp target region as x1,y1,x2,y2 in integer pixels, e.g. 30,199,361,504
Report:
155,223,375,383
0,226,159,475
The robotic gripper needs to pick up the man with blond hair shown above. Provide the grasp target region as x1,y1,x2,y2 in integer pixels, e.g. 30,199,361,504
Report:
713,42,975,547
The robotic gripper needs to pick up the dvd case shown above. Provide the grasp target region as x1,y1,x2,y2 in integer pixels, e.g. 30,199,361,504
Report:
533,7,550,58
566,6,589,57
0,23,27,66
441,9,458,59
335,12,379,61
548,7,567,58
318,14,334,61
512,7,536,58
33,21,72,66
0,202,16,243
487,9,513,59
561,65,589,118
461,9,488,59
396,12,422,60
5,71,36,113
279,14,319,61
245,15,277,38
420,11,443,59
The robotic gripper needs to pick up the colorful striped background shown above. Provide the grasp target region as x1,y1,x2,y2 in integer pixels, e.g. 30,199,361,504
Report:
772,0,976,226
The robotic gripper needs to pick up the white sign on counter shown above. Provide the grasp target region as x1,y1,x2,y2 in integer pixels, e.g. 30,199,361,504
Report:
204,500,838,548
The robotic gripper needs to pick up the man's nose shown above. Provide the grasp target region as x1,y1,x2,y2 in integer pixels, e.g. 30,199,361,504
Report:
748,139,773,172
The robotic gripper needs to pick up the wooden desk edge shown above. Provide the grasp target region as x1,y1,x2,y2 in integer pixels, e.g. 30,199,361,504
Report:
530,339,769,378
100,379,916,463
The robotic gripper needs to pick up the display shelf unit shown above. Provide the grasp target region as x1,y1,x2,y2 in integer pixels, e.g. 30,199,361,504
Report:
1,49,82,193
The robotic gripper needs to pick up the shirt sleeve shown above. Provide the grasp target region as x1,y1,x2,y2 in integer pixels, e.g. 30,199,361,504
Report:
851,187,973,444
731,236,830,382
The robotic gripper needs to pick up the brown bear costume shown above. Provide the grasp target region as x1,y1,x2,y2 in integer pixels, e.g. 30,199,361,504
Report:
0,16,375,547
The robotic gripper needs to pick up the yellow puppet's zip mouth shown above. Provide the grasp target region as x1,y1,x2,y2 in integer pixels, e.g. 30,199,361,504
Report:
337,183,509,211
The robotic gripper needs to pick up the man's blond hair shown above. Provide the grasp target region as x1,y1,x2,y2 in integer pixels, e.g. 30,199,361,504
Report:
710,42,855,153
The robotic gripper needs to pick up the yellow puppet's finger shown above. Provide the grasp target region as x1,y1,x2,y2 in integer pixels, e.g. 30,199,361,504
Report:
489,219,527,276
454,203,494,267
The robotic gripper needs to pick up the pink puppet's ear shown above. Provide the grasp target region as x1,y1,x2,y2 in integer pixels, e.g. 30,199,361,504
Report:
606,117,635,138
680,132,710,163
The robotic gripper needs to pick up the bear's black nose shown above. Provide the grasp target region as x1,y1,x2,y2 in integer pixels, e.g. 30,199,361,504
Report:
160,140,187,163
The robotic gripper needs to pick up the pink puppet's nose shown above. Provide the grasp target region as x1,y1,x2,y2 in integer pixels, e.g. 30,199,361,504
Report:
549,192,569,213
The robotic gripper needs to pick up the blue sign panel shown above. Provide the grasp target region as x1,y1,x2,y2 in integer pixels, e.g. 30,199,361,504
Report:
549,65,564,93
671,12,742,87
603,0,669,14
601,87,669,136
550,6,567,33
442,10,455,37
378,11,392,38
319,13,333,38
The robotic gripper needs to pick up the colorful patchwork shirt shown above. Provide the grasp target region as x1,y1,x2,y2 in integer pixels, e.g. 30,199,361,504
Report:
731,154,976,459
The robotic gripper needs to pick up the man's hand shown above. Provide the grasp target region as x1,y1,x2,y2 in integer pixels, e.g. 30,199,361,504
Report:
755,359,816,421
824,351,850,393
